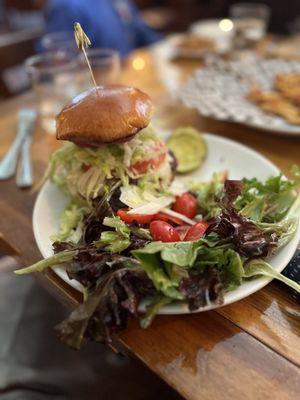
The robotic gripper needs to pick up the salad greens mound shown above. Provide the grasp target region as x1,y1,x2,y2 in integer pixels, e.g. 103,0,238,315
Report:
16,130,300,350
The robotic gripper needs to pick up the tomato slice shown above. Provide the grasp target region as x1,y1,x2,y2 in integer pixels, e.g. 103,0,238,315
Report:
150,220,180,242
184,221,209,241
130,152,166,175
117,209,154,225
173,193,197,218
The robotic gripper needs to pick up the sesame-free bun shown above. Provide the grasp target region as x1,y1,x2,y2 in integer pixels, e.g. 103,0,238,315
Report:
56,85,153,145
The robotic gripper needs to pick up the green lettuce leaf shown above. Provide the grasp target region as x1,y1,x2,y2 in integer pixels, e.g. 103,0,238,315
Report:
193,247,244,291
238,197,266,222
132,238,243,297
189,172,224,218
219,249,244,291
129,226,152,240
140,295,173,329
96,216,131,253
15,250,76,275
236,166,300,223
98,231,131,253
258,194,300,249
244,259,300,293
133,240,202,268
131,250,185,300
102,216,131,237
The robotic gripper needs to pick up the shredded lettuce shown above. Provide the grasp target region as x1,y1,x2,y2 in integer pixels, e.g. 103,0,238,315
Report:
51,201,90,244
45,127,173,204
45,142,121,202
123,126,165,166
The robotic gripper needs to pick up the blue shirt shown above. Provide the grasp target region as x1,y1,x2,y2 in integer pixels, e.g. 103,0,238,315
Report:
45,0,161,55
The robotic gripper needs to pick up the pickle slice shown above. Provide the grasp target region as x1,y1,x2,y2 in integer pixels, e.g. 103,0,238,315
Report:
166,127,207,173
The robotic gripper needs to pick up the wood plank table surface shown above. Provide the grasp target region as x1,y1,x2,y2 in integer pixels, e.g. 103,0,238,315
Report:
0,48,300,400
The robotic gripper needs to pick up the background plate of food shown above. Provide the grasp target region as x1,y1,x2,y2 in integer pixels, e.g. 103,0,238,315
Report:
152,18,240,59
177,57,300,135
154,33,216,59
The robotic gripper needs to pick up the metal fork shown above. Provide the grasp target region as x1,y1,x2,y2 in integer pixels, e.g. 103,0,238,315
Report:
0,109,36,181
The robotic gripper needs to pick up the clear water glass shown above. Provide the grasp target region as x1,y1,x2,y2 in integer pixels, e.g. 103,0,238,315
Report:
77,48,121,90
26,51,79,134
40,31,77,53
230,3,270,49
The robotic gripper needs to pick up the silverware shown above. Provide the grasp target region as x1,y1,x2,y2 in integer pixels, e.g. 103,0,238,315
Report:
0,109,36,180
16,132,33,188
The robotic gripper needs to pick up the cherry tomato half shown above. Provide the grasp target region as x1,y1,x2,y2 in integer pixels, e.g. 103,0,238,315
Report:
150,221,180,242
184,221,209,241
130,151,166,175
117,209,154,225
173,193,197,218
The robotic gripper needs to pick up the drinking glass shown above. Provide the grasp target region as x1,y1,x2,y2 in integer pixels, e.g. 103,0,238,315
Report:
40,31,77,53
229,3,270,49
77,48,121,90
26,51,79,134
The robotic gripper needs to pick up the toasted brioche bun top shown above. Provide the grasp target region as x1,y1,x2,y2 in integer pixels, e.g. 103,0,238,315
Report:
56,85,153,145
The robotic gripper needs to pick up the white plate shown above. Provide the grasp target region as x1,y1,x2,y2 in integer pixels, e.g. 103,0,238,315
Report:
33,133,300,314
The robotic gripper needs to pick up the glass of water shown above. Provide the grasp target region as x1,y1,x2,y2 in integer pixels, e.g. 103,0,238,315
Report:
40,31,77,53
230,3,270,49
26,51,79,134
77,48,121,90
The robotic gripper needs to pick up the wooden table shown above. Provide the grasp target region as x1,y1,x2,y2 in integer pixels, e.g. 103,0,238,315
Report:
1,48,300,400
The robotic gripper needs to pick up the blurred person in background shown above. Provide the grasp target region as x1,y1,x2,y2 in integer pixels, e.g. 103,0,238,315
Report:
44,0,161,55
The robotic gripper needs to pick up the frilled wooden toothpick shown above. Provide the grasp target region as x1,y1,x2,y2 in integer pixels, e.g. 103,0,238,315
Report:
74,22,98,91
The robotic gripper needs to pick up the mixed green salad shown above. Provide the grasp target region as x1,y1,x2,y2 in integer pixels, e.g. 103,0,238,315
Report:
16,127,300,349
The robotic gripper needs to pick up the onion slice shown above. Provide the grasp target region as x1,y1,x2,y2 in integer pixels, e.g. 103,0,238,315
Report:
162,208,195,225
